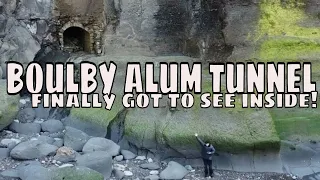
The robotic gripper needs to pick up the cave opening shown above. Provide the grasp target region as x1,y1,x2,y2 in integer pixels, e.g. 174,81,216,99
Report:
63,27,91,53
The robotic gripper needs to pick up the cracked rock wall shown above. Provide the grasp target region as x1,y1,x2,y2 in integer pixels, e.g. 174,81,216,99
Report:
0,0,54,78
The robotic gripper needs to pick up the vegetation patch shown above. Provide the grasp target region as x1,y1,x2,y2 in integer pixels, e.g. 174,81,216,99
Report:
254,0,320,140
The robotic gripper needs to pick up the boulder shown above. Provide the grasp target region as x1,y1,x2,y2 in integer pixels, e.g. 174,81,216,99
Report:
121,149,136,160
64,126,90,152
34,104,50,119
54,147,77,163
17,108,36,123
36,135,55,144
0,138,21,148
124,77,280,157
18,165,50,180
10,140,58,160
114,155,124,162
82,137,120,156
41,119,64,133
0,80,19,130
159,161,188,180
1,169,19,178
76,151,113,178
50,166,104,180
9,122,41,135
53,138,64,148
61,117,107,137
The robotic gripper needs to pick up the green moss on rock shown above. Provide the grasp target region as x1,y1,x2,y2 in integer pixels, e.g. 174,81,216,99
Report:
51,167,104,180
124,77,280,154
70,94,123,129
256,0,320,61
0,80,19,130
253,0,320,141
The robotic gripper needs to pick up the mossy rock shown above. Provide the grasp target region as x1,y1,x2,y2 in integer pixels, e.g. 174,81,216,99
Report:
269,81,320,140
50,167,104,180
0,80,20,130
251,0,320,141
254,0,320,62
124,77,280,155
69,93,124,129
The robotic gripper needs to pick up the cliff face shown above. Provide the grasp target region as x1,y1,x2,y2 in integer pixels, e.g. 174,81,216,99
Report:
103,0,230,59
0,0,53,73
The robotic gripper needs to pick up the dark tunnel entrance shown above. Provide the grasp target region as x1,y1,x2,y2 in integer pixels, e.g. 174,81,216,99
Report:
63,27,91,53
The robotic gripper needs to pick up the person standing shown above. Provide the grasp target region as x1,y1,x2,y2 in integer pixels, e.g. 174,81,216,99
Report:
195,133,215,178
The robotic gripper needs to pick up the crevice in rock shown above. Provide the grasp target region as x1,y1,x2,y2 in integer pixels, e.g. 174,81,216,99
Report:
106,109,127,144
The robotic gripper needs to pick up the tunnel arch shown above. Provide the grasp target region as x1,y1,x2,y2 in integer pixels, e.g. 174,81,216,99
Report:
59,22,94,53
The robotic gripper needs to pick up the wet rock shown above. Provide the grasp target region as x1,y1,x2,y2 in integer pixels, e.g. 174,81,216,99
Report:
17,108,36,123
18,164,50,180
140,163,161,170
41,119,64,133
16,160,42,168
48,132,65,139
9,122,41,135
114,155,124,162
0,138,21,148
159,161,188,179
124,170,133,176
0,169,19,178
0,148,9,160
10,140,58,160
34,105,50,120
50,166,104,180
76,151,113,178
114,164,126,171
185,165,193,171
36,135,55,144
121,150,136,160
113,169,125,179
54,147,77,163
64,126,90,151
53,138,64,147
82,137,120,156
144,175,160,180
62,117,107,137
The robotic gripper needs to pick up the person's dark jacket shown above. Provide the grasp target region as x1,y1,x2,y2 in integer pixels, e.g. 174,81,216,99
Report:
196,136,215,160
